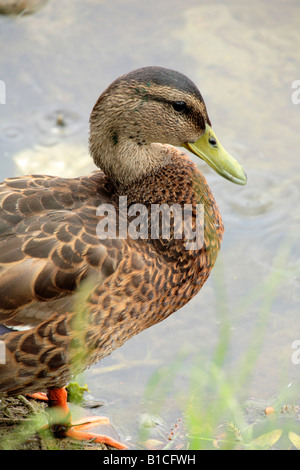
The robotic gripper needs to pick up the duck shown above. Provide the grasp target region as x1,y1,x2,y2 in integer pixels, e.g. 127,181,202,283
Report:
0,66,246,448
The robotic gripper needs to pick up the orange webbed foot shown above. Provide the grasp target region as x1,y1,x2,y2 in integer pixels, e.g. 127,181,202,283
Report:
66,416,128,449
30,387,128,449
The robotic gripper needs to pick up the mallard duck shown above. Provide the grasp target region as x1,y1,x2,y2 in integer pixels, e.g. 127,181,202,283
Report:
0,66,246,448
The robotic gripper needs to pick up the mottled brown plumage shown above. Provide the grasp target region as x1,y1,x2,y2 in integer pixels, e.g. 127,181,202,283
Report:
0,67,241,404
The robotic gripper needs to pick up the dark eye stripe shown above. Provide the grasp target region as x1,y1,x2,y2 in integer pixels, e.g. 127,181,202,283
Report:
143,94,205,131
146,94,189,112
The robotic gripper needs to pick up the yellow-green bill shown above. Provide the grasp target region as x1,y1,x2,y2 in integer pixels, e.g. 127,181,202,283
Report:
183,124,247,185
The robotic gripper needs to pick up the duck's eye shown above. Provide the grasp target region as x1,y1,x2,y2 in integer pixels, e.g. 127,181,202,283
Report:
209,136,217,147
172,101,187,112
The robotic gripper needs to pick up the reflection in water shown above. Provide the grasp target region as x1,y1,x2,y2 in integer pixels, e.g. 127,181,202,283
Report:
0,0,299,448
13,143,95,177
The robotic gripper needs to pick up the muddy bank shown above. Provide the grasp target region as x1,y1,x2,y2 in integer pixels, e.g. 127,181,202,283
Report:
0,395,109,450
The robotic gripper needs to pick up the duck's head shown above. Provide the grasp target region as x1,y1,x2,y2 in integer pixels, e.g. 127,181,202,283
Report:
89,66,247,186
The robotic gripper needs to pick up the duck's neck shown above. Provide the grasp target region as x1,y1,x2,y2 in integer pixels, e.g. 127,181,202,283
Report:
89,117,173,187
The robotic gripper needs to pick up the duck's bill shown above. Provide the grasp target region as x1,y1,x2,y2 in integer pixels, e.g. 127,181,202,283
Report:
183,124,247,185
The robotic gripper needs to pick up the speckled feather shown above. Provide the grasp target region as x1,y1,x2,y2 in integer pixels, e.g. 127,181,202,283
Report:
0,149,223,395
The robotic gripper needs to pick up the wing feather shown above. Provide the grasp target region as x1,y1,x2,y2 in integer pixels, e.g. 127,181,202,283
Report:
0,174,123,325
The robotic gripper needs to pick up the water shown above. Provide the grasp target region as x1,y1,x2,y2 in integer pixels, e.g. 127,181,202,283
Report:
0,0,299,448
